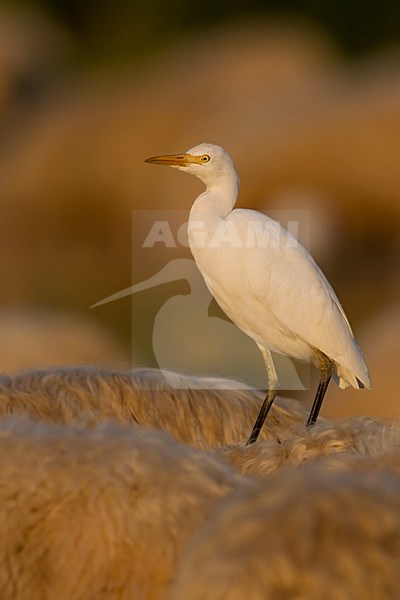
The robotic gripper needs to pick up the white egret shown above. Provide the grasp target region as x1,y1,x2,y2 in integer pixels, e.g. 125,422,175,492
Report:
145,143,371,444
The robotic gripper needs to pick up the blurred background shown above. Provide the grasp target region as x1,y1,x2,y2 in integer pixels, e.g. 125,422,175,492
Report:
0,0,399,416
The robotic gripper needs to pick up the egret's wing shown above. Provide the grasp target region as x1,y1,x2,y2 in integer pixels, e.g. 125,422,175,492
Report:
243,241,349,352
284,242,354,337
231,210,369,386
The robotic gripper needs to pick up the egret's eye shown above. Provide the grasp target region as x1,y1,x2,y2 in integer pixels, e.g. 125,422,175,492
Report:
200,154,210,163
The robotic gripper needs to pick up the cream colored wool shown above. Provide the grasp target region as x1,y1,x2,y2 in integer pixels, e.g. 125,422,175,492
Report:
218,416,400,477
0,418,248,600
316,420,400,474
167,466,400,600
0,366,307,447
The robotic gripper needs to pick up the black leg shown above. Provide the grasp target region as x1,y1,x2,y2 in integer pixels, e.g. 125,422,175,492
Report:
306,374,332,428
306,350,334,428
246,390,276,445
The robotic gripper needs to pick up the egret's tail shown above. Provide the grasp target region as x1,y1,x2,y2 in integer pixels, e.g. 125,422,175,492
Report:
335,361,371,390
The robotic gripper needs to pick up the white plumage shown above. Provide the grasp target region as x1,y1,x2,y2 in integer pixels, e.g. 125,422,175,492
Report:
146,143,371,442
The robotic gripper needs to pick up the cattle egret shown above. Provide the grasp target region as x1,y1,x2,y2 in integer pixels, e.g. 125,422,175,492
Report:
145,143,371,444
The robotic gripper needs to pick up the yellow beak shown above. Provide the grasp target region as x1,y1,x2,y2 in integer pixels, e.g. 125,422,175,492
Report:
145,153,202,167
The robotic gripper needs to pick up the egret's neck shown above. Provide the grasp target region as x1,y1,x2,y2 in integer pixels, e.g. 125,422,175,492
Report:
190,175,239,221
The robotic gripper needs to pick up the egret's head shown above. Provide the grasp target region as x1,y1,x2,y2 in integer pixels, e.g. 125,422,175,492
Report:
145,143,237,186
